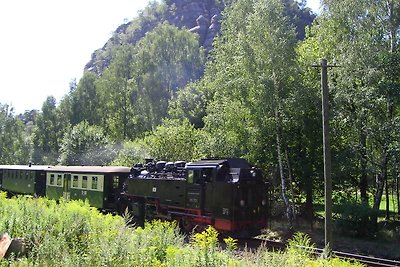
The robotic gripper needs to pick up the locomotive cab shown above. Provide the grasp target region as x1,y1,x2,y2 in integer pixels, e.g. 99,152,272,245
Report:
185,159,268,232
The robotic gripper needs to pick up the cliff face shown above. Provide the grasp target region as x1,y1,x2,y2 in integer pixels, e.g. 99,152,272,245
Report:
85,0,224,74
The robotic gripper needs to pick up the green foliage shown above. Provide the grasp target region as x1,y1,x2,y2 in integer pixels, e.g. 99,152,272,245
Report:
282,0,315,40
0,103,31,164
223,236,238,252
286,232,315,259
142,118,202,161
0,195,182,266
199,97,259,160
191,226,225,266
31,96,63,165
96,45,138,141
0,195,362,266
133,23,204,131
307,0,400,222
334,200,379,236
59,121,115,165
168,82,207,128
70,72,100,126
92,23,204,140
132,220,183,264
112,140,150,166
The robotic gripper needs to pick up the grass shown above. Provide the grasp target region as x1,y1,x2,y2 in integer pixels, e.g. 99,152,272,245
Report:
379,195,399,214
0,192,363,266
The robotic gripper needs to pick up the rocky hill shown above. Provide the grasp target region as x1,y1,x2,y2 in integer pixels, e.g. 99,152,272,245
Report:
85,0,224,75
84,0,314,75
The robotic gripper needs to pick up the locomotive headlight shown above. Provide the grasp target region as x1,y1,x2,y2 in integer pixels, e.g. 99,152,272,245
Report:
240,200,245,206
262,199,266,206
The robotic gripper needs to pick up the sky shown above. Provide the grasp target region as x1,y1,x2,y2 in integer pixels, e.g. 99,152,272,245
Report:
0,0,321,114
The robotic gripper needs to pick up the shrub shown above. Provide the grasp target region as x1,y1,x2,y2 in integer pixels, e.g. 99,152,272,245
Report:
0,194,364,267
334,200,378,237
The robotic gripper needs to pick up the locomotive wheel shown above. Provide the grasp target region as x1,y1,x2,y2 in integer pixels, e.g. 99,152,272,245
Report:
179,217,195,233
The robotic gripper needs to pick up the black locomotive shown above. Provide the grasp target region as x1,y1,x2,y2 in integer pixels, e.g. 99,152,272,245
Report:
121,158,268,233
0,158,268,233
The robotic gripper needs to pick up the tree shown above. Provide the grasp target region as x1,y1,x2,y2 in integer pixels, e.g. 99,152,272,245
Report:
59,121,115,166
32,96,62,164
282,0,315,40
168,81,207,128
142,118,202,161
198,0,300,226
309,0,400,226
198,97,259,160
96,45,138,140
0,103,30,164
71,73,100,125
133,23,204,130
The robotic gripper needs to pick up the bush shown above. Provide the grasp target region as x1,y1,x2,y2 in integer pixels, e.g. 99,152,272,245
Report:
0,194,364,266
334,200,378,237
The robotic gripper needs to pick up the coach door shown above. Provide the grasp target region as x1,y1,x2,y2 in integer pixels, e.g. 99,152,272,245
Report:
63,173,71,200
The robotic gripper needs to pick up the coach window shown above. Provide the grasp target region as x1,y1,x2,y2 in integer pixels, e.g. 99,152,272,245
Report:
187,170,194,184
113,176,119,189
82,176,88,189
92,176,98,190
50,174,55,185
57,175,62,186
73,175,79,188
30,171,35,179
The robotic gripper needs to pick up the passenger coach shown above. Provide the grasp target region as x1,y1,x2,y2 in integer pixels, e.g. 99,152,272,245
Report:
0,165,49,197
45,166,131,209
0,165,131,210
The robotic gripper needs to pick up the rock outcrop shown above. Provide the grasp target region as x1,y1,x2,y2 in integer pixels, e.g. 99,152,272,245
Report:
85,0,224,74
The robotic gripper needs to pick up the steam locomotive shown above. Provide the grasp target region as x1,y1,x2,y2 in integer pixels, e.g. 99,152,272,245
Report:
0,158,268,233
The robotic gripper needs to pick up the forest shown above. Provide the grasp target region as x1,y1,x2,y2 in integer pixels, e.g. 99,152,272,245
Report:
1,0,400,240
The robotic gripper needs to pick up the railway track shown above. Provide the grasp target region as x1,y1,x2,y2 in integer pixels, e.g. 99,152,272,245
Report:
237,238,400,266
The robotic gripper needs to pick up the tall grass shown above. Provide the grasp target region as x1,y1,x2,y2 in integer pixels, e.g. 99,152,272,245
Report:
0,192,363,266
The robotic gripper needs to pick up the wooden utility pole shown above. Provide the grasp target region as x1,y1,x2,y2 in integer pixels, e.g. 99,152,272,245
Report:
313,58,333,251
320,58,332,250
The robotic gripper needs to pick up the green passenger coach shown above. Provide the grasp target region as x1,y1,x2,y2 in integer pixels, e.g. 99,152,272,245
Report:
0,165,131,210
45,166,131,209
0,165,49,196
